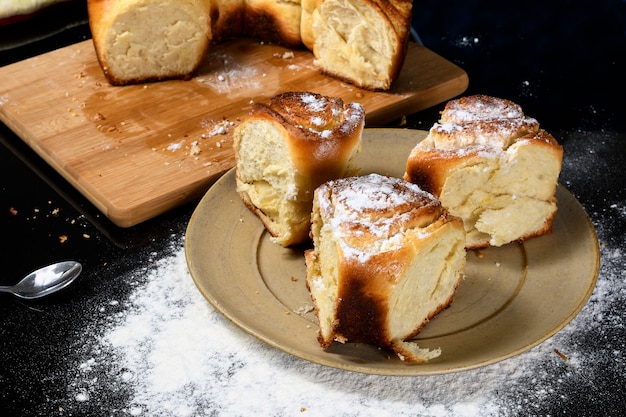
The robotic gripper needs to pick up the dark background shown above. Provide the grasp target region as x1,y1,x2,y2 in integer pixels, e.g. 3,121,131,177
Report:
1,1,625,415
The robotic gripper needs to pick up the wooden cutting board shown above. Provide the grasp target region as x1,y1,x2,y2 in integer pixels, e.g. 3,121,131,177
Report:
0,38,467,227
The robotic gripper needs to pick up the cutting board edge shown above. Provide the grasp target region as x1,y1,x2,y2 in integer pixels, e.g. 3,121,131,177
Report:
366,73,469,126
0,39,470,228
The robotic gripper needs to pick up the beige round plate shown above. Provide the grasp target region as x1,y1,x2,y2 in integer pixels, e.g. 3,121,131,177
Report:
185,128,600,375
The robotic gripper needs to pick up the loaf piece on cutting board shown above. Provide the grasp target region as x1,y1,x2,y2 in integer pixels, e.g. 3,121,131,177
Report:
88,0,213,85
301,0,413,90
88,0,412,89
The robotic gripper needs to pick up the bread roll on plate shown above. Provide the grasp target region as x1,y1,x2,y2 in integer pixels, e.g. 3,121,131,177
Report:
305,173,466,362
88,0,212,85
404,95,564,249
234,91,364,247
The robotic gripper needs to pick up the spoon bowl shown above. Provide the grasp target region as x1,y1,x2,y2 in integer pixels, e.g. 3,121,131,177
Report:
0,261,82,300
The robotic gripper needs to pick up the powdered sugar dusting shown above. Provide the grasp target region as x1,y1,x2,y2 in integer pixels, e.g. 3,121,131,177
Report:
299,91,329,113
427,95,540,150
330,173,434,213
271,92,364,139
64,220,623,416
64,131,624,416
195,52,262,95
441,95,524,123
318,174,440,262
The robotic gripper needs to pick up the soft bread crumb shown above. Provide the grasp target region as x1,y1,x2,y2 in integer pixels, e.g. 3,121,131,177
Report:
89,0,212,85
306,174,466,362
392,340,442,363
234,92,364,247
405,95,563,249
304,0,412,90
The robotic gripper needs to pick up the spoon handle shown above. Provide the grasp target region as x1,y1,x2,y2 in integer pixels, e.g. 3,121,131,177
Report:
0,286,13,294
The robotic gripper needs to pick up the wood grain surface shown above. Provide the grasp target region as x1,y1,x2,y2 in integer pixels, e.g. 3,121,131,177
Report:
0,38,468,227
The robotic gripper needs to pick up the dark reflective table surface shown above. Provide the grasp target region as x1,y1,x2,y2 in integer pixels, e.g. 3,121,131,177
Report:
1,1,624,415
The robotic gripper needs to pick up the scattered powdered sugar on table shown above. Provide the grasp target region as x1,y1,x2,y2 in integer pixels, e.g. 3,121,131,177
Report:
455,36,480,48
66,131,624,416
195,52,262,95
66,228,623,417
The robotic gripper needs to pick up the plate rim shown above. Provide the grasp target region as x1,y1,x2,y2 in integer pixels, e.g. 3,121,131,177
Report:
185,128,600,375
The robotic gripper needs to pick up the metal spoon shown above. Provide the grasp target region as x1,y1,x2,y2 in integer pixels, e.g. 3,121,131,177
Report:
0,261,82,300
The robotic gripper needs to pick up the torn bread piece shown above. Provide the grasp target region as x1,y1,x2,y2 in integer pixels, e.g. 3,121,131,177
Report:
302,0,412,90
234,91,364,247
305,173,466,362
405,95,563,249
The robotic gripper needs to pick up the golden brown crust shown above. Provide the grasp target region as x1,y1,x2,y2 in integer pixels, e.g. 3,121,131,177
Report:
306,173,466,360
243,0,302,48
307,0,412,90
89,0,410,89
330,213,463,349
405,129,563,196
314,173,444,245
439,94,525,123
248,92,365,193
404,147,479,196
370,0,412,86
424,94,540,150
88,0,212,86
87,0,114,82
233,91,364,246
404,95,564,249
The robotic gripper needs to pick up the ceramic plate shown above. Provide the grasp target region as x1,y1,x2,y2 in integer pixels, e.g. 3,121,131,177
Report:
185,128,600,375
